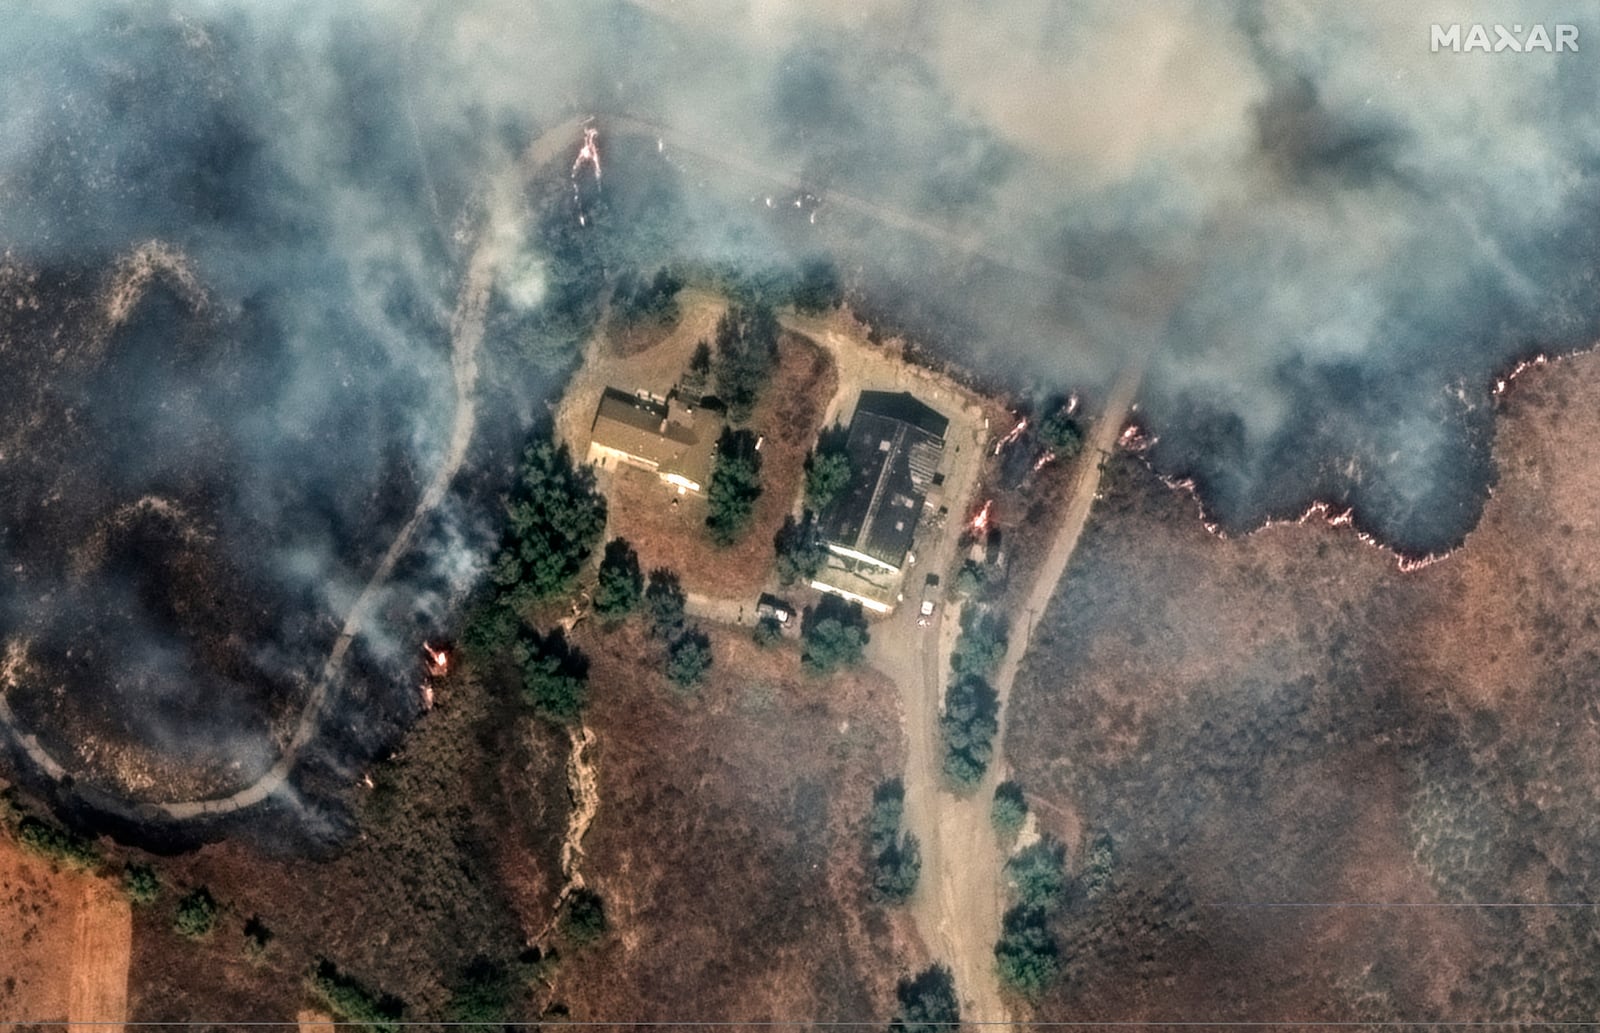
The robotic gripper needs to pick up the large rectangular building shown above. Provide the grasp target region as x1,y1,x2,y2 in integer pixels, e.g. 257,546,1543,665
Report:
817,390,948,579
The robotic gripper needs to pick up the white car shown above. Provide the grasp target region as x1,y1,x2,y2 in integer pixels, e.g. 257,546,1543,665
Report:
917,599,936,626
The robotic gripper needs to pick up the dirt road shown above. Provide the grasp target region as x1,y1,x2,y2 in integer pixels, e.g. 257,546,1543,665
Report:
866,358,1144,1027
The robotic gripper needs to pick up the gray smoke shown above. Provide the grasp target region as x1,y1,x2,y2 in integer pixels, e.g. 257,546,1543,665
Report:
2,0,1598,808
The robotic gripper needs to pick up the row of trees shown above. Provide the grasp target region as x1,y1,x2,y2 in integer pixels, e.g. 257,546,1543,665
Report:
995,837,1069,999
867,779,921,905
595,541,715,692
941,607,1008,790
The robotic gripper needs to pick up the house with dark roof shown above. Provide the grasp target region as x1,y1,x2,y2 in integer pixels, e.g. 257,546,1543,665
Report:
816,390,948,583
586,387,721,494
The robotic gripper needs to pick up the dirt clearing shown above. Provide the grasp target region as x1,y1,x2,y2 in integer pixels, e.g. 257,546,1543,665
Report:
0,835,131,1030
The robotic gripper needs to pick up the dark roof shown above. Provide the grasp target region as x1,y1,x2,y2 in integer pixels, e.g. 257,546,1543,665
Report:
819,392,947,569
856,390,949,439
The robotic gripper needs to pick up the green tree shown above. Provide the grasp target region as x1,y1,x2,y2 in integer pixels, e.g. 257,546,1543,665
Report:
309,960,404,1033
804,448,851,512
16,816,99,870
940,674,1000,791
1006,837,1069,912
594,538,644,619
706,428,763,545
666,628,714,690
446,958,515,1033
713,302,780,423
801,597,870,675
562,888,607,945
174,887,219,939
869,780,906,857
1038,398,1084,458
644,568,687,639
774,511,827,586
615,266,683,326
992,781,1028,842
951,607,1008,679
889,964,960,1033
752,615,784,647
994,906,1061,1000
871,834,922,905
513,628,589,723
491,438,607,606
123,863,161,906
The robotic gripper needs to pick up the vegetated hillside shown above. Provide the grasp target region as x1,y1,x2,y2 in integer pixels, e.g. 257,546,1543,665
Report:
554,619,915,1022
122,663,568,1025
1007,349,1600,1024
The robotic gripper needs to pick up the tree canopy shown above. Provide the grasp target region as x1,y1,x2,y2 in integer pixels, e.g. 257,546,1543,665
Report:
889,964,960,1033
774,511,827,586
941,673,1000,791
491,438,607,606
594,538,644,619
666,628,714,690
706,428,763,545
804,447,851,512
645,568,687,639
513,627,590,724
801,597,870,675
712,302,780,423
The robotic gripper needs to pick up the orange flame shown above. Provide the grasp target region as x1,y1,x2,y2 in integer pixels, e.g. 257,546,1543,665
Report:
993,417,1028,456
969,499,993,535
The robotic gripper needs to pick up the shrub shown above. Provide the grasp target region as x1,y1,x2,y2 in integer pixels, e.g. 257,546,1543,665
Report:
309,960,404,1033
123,863,161,906
446,958,515,1033
513,628,589,724
1082,831,1116,901
871,834,922,905
1038,399,1084,458
994,906,1060,1000
644,568,687,639
173,887,219,939
774,511,827,586
752,615,784,647
804,449,851,512
801,597,870,675
16,816,99,870
1006,837,1069,912
666,628,714,690
593,538,644,619
868,780,920,904
562,888,607,945
243,915,273,961
706,428,763,545
951,607,1008,679
890,963,960,1033
940,674,1000,791
992,781,1028,842
712,303,780,423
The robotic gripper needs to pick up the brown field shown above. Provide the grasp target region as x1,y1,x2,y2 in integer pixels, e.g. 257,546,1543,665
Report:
552,619,916,1022
1006,348,1600,1023
601,332,836,599
0,836,131,1030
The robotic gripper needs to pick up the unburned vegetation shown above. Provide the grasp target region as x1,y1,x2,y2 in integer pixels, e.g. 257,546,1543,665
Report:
1006,349,1600,1023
